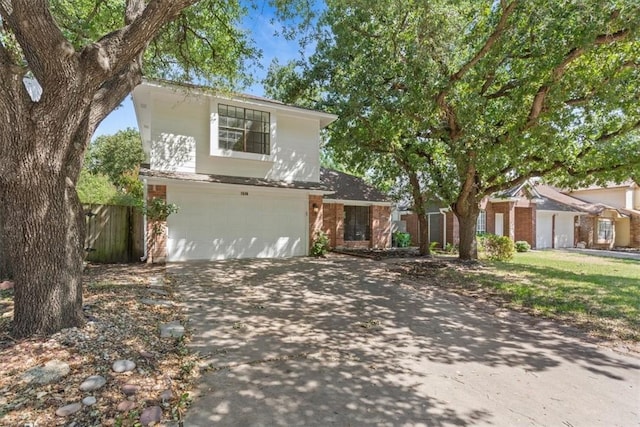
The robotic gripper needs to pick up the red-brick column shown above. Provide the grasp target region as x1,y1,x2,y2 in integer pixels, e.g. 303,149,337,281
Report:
309,195,324,250
631,214,640,248
323,203,345,248
147,184,167,264
371,205,392,248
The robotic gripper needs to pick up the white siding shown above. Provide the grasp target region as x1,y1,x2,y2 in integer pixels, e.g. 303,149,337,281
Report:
166,184,307,261
149,95,205,173
568,188,627,209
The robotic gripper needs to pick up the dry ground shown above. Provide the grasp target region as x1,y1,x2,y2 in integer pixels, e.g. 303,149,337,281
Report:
0,263,198,427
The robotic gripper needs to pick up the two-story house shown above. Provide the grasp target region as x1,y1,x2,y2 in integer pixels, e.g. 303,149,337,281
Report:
132,80,392,262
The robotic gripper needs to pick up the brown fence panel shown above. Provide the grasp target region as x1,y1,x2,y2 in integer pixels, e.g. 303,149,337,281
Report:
84,204,144,263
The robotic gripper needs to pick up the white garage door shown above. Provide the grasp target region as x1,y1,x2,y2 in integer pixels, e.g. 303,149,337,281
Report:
536,212,575,249
166,185,307,261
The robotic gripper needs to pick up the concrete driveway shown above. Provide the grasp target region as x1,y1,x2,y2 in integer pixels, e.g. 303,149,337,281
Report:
171,255,640,427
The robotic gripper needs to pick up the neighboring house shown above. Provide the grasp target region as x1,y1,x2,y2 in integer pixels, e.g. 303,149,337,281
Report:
400,181,640,250
133,80,391,261
566,181,640,249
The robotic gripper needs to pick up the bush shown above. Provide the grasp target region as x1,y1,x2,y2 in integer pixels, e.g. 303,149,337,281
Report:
393,231,412,248
445,243,458,254
483,234,515,261
515,240,531,252
310,231,330,257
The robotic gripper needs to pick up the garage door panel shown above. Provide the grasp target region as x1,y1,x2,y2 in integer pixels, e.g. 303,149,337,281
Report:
166,186,307,261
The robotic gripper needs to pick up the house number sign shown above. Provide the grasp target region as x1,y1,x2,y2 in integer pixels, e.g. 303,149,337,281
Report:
240,191,249,196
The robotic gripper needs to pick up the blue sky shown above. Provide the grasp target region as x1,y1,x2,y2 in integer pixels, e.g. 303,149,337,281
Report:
94,3,309,138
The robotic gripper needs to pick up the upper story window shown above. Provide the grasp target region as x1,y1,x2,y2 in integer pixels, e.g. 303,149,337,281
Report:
218,104,270,155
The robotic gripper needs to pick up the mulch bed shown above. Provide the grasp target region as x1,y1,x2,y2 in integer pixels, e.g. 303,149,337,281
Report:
0,263,198,426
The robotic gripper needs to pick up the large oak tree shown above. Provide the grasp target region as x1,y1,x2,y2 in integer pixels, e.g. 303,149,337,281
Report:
0,0,256,337
280,0,640,259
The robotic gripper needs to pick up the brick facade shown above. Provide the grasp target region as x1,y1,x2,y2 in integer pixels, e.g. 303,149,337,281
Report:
308,195,324,250
631,214,640,248
371,205,392,248
322,203,391,249
402,213,421,245
146,184,167,263
514,206,536,247
445,212,459,245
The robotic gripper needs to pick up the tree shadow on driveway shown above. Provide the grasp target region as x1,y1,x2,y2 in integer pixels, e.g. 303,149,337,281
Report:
169,256,640,427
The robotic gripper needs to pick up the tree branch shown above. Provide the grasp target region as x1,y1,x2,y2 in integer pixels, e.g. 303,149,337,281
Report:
525,29,631,128
80,0,197,82
0,0,78,87
451,1,517,83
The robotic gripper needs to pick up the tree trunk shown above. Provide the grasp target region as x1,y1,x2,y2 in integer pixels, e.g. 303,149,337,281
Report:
2,129,87,337
0,201,12,279
417,212,430,256
455,209,479,260
452,182,481,260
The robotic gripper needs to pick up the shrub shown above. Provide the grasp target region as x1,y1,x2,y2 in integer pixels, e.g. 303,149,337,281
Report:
515,240,531,252
429,241,439,253
445,243,458,254
393,231,412,248
484,234,515,261
310,231,330,257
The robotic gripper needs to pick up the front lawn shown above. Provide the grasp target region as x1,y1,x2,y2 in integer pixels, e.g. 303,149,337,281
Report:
395,250,640,342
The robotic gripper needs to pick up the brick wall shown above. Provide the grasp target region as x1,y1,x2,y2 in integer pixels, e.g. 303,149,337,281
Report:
371,205,392,248
322,202,344,248
146,184,167,263
402,213,421,245
309,195,324,250
445,212,460,245
514,206,535,247
489,202,516,240
630,214,640,248
323,203,391,249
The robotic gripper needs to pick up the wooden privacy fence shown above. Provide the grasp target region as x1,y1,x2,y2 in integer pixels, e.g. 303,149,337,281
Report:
84,204,144,263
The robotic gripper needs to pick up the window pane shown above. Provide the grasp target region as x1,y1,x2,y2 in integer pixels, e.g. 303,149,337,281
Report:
218,104,270,155
344,206,370,241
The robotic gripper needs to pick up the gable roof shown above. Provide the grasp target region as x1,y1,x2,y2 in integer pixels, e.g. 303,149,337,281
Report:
320,168,390,203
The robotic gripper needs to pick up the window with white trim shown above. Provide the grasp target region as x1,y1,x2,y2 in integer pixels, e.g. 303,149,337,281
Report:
597,218,614,243
218,104,270,155
476,210,487,234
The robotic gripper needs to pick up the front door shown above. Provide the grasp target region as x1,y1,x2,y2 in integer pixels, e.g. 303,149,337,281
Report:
495,213,504,236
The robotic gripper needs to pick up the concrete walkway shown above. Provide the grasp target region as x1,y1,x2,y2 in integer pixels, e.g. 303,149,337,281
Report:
171,256,640,427
564,248,640,261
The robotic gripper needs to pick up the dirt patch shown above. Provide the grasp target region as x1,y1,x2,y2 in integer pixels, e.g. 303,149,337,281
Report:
0,263,198,426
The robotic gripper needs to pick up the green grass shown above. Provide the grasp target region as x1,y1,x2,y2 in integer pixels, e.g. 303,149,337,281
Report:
456,251,640,341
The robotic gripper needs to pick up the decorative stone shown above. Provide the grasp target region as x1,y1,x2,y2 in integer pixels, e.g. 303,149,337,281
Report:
159,321,184,338
82,396,97,406
140,406,162,426
22,360,70,385
159,389,173,402
112,360,136,373
148,288,169,296
122,384,139,396
148,276,164,287
140,351,154,359
79,375,107,392
117,401,137,412
140,298,173,307
55,402,82,417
